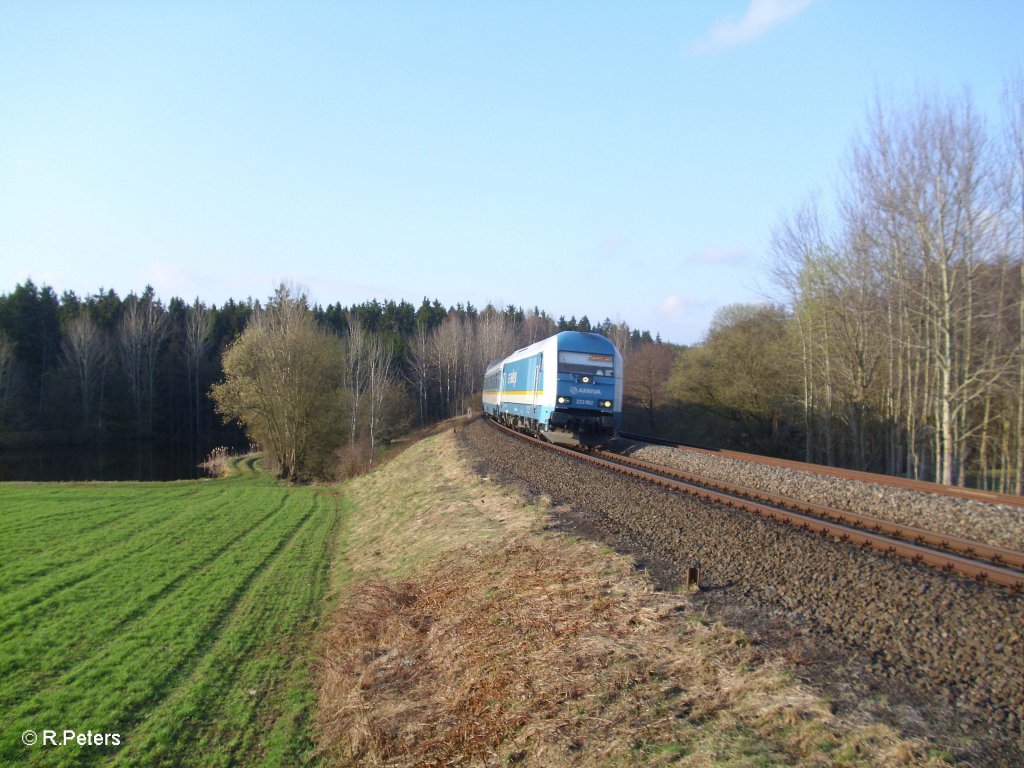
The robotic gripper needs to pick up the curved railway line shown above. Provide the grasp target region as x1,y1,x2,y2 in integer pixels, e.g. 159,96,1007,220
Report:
490,419,1024,591
465,417,1024,763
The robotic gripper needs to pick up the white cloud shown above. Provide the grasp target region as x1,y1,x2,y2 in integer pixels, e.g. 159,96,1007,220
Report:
691,0,813,56
658,295,686,318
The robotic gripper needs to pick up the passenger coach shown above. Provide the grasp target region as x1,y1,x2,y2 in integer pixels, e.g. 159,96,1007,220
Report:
482,331,623,446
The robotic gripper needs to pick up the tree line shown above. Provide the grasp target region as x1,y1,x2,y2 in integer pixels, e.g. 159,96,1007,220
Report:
0,281,251,457
210,283,653,480
631,83,1024,495
0,278,655,479
771,83,1024,492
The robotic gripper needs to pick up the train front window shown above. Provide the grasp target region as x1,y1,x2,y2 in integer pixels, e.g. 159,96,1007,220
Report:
557,351,614,377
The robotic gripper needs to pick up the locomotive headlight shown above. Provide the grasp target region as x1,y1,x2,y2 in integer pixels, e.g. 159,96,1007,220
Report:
600,400,612,409
580,375,592,384
557,396,571,405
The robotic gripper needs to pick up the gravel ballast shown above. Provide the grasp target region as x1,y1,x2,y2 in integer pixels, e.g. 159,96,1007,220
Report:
621,440,1024,552
459,419,1024,766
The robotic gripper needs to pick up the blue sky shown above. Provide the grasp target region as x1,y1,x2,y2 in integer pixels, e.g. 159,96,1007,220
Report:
2,0,1022,344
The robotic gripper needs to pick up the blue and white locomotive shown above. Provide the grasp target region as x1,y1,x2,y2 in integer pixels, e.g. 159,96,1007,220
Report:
482,331,623,446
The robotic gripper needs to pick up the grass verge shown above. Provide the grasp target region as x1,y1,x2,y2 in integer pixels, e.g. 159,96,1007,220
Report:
318,425,951,767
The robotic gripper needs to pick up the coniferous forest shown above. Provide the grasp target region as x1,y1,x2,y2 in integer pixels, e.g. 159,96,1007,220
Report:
0,280,653,480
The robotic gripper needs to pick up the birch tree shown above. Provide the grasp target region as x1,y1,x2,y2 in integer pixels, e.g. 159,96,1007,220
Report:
1004,73,1024,493
770,199,836,463
406,322,433,425
431,314,465,418
342,317,380,448
770,88,1020,488
118,297,146,434
474,309,517,387
62,312,107,429
890,94,998,484
185,299,212,447
364,334,395,467
118,293,168,436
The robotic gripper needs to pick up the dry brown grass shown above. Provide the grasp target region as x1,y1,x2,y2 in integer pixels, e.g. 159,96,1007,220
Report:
199,445,234,477
317,428,951,767
336,419,538,582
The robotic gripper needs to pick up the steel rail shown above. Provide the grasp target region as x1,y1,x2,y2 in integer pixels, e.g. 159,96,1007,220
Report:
596,448,1024,572
617,431,1024,509
487,420,1024,592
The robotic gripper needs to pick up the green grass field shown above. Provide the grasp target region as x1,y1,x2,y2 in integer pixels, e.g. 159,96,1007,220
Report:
0,457,343,768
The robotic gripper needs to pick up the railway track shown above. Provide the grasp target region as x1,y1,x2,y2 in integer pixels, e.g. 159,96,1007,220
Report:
489,419,1024,592
618,431,1024,509
468,417,1024,762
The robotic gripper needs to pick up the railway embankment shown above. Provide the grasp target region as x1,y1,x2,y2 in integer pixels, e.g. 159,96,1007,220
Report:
459,418,1024,766
316,421,943,766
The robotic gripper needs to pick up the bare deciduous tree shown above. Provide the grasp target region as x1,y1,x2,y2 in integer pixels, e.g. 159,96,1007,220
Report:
0,331,15,429
522,308,555,345
118,294,168,436
624,342,677,433
406,322,433,425
1004,72,1024,493
605,320,634,362
474,310,517,388
768,88,1022,489
364,334,395,467
62,312,108,429
185,298,212,448
343,318,369,446
431,314,466,418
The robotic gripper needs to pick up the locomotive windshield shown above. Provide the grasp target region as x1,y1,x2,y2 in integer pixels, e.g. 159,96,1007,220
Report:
557,351,615,377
